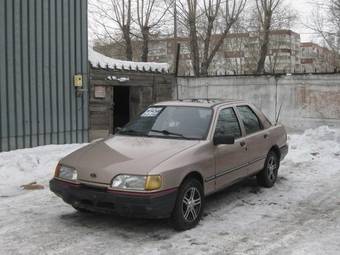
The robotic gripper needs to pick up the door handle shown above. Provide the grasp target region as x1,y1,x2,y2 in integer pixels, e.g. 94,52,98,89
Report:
240,141,246,147
264,133,269,139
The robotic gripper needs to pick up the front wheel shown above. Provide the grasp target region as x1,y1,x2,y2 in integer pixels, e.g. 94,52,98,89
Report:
257,151,279,188
172,178,204,230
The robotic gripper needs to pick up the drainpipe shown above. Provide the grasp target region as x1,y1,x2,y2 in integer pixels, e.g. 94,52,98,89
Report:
175,43,181,100
274,74,279,123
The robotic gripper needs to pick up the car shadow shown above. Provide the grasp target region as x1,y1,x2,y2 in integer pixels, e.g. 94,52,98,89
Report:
57,177,272,238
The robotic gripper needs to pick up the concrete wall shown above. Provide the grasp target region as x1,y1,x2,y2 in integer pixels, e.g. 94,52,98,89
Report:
177,74,340,131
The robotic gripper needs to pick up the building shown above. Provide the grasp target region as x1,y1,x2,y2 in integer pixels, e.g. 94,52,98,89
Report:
0,0,89,152
88,48,173,141
243,30,301,74
147,30,302,75
300,42,336,73
0,0,175,152
94,29,340,76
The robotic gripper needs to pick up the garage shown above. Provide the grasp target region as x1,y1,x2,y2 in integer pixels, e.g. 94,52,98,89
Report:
88,48,174,140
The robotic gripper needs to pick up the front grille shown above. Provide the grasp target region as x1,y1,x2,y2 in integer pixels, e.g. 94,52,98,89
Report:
80,184,107,192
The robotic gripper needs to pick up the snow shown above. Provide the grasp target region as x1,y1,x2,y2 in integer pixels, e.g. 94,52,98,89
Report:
88,47,169,73
0,144,85,197
0,126,340,254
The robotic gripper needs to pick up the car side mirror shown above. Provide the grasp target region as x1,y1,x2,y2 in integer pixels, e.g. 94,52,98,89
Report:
213,135,235,145
115,127,122,133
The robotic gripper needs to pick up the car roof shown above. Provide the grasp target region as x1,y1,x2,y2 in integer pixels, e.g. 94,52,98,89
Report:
153,99,248,108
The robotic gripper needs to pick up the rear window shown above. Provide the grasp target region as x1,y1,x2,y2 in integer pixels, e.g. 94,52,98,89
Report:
237,106,262,135
214,108,241,139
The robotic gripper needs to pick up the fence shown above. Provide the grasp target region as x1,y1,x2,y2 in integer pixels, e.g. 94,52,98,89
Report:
176,73,340,131
0,0,89,152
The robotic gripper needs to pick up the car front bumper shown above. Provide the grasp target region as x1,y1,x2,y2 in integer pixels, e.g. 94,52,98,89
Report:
49,178,177,219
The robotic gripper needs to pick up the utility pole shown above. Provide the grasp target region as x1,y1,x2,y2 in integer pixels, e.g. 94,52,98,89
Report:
173,0,178,74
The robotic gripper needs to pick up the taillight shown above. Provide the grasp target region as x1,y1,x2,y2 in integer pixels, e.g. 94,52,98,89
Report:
54,163,61,177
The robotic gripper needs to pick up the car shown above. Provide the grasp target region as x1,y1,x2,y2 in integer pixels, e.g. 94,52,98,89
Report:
50,99,288,230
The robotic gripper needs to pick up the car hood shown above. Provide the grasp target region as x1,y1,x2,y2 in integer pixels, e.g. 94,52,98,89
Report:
60,135,199,184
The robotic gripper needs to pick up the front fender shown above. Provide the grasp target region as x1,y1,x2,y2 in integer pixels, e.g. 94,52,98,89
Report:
149,141,215,195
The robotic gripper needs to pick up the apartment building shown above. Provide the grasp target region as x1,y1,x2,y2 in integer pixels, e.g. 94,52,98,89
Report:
300,42,336,73
147,30,302,75
94,30,337,75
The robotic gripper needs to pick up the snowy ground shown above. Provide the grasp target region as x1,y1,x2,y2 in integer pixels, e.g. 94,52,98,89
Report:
0,126,340,255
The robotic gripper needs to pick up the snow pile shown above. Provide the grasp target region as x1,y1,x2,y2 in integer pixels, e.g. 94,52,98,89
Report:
288,126,340,164
0,144,85,197
0,126,340,254
88,47,169,73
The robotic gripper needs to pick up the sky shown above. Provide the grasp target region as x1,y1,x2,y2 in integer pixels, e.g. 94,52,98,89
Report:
88,0,320,44
287,0,318,42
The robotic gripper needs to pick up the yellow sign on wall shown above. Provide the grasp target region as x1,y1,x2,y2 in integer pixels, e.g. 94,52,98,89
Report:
74,74,83,87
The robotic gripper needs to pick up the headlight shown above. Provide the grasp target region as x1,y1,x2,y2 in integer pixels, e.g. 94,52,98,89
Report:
111,175,162,191
55,164,78,181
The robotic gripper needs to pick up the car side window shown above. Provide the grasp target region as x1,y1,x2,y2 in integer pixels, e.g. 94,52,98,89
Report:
237,106,262,135
214,108,241,139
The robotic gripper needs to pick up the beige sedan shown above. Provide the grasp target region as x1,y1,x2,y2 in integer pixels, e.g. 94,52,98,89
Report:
50,99,288,230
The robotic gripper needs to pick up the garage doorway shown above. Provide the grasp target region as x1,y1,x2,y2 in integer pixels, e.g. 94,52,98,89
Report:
113,86,130,132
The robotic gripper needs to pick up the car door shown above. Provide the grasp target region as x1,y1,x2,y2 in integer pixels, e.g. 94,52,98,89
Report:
213,107,249,191
235,105,270,176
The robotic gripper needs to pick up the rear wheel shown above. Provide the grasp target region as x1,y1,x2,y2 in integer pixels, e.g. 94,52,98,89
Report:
172,178,204,230
257,151,279,188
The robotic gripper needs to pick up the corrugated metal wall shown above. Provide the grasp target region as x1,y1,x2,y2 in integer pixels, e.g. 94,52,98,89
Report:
0,0,89,152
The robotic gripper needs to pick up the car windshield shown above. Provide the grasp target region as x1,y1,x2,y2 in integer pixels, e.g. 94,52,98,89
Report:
119,106,213,140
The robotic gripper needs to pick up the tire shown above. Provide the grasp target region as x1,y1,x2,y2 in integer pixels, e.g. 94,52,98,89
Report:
172,178,204,231
257,151,279,188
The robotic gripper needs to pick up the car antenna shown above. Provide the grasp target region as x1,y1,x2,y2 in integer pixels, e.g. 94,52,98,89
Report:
275,102,283,125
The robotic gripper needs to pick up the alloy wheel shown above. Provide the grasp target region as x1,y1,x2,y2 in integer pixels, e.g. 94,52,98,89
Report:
267,156,278,182
182,187,201,222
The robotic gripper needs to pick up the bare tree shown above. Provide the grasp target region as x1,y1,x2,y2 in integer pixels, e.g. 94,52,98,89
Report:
255,0,282,74
310,1,340,52
224,17,248,74
331,0,340,30
267,6,297,73
242,1,296,74
135,0,174,61
177,0,247,76
178,0,200,75
90,0,133,60
306,1,340,70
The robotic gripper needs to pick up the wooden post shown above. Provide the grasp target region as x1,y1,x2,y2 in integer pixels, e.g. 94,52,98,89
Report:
175,43,181,77
172,0,178,73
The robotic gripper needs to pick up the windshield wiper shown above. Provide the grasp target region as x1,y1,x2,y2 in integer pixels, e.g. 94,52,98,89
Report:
150,129,191,139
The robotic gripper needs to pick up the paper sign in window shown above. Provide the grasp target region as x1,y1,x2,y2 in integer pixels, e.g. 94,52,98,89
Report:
141,107,163,117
